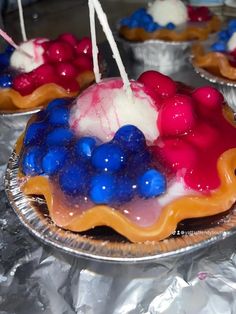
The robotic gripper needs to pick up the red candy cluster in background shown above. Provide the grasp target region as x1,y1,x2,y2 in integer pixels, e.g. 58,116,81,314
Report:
13,34,93,96
187,5,212,22
138,71,236,193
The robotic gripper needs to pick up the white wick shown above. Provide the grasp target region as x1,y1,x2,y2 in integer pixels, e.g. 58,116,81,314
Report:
0,28,33,59
91,0,132,97
88,0,101,83
17,0,27,42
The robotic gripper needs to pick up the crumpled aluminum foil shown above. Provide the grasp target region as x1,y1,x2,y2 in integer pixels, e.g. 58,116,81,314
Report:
1,190,236,314
1,64,236,314
0,114,30,190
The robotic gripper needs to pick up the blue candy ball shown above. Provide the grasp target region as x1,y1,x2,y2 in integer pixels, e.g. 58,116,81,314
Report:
5,45,14,55
228,19,236,31
120,17,130,26
42,147,67,175
45,128,73,146
131,8,146,20
59,164,88,196
46,98,71,112
210,41,226,52
218,30,230,41
0,53,10,67
115,176,136,204
128,19,139,28
166,22,176,30
24,121,47,146
0,74,12,88
91,143,125,172
48,106,70,125
129,149,151,176
75,137,96,159
138,169,166,198
113,125,146,152
21,146,43,176
142,13,153,24
89,173,116,204
145,22,158,32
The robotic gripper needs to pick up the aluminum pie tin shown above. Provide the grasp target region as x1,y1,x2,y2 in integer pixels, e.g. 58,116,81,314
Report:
117,34,191,75
192,62,236,111
0,106,41,117
5,149,236,263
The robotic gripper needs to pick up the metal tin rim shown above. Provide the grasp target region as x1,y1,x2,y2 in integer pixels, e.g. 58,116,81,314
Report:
4,149,236,263
0,107,41,117
191,61,236,87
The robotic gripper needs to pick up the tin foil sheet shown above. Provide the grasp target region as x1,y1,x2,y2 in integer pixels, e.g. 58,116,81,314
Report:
0,113,32,191
1,59,236,313
0,189,236,314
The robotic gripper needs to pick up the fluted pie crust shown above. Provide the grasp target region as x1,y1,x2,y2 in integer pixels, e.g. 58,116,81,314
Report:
119,16,221,42
0,71,95,111
192,44,236,80
16,108,236,243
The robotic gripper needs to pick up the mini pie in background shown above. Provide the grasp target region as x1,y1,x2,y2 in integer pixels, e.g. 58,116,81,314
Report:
119,0,221,43
0,34,96,111
192,19,236,80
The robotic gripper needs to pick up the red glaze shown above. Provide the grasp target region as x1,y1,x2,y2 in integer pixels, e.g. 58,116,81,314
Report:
138,71,177,99
153,138,197,173
45,41,74,63
12,73,35,95
74,37,92,56
143,70,236,193
158,94,196,136
187,5,212,22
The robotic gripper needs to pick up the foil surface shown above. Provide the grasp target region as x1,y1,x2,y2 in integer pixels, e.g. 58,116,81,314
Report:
1,57,236,313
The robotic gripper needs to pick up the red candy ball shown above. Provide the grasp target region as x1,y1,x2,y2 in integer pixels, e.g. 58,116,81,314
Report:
74,37,92,56
46,41,74,63
192,86,224,111
58,33,78,47
13,73,35,95
74,54,93,72
138,71,177,99
158,94,196,136
56,62,78,79
32,64,57,86
188,5,211,22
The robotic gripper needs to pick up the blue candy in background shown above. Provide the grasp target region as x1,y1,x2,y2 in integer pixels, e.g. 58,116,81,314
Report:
120,8,176,32
0,45,14,71
211,19,236,53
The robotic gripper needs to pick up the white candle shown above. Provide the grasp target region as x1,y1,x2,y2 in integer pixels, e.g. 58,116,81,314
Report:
88,0,101,83
17,0,27,42
91,0,132,97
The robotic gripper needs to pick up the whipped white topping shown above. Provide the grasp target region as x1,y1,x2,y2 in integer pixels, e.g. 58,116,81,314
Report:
10,38,48,72
70,78,159,143
147,0,188,26
227,32,236,52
